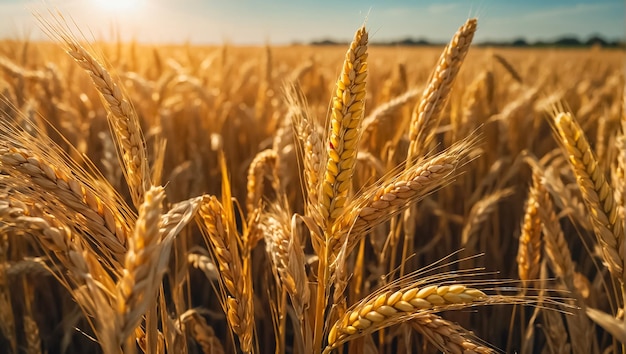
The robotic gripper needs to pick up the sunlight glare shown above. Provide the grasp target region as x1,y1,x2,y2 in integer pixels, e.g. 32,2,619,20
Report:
93,0,143,12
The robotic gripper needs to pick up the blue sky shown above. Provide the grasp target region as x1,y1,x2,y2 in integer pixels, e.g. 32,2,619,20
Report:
0,0,623,44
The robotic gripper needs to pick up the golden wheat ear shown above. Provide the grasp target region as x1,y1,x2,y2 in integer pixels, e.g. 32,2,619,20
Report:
551,111,624,282
115,186,165,349
196,195,254,353
177,310,226,354
261,203,310,318
410,313,496,353
37,12,151,208
407,18,477,164
319,25,369,227
0,108,134,265
324,256,567,353
311,24,369,354
285,83,324,224
331,134,479,256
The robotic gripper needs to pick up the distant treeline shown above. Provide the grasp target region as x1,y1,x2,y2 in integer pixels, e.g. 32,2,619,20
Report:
309,35,624,48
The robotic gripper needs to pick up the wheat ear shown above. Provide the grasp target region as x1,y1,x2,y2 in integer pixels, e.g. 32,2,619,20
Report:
526,170,576,282
39,17,150,207
319,25,368,225
0,197,73,256
493,53,523,84
462,188,515,247
262,206,310,320
528,164,597,354
179,310,225,354
197,195,253,353
0,147,129,256
325,284,488,351
360,88,420,145
286,84,323,222
246,149,278,215
313,25,368,354
407,18,477,163
411,313,495,354
517,182,542,285
332,137,476,254
552,111,624,281
115,186,166,347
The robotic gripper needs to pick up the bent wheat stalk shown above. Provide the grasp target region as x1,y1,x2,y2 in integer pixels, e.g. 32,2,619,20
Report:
38,15,151,207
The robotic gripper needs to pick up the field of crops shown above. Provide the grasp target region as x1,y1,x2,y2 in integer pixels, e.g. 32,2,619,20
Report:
0,16,624,354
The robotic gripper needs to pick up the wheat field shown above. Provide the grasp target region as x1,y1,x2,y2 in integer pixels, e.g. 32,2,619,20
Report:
0,15,624,354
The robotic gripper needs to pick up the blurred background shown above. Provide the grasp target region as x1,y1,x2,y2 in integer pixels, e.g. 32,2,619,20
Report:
0,0,624,46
